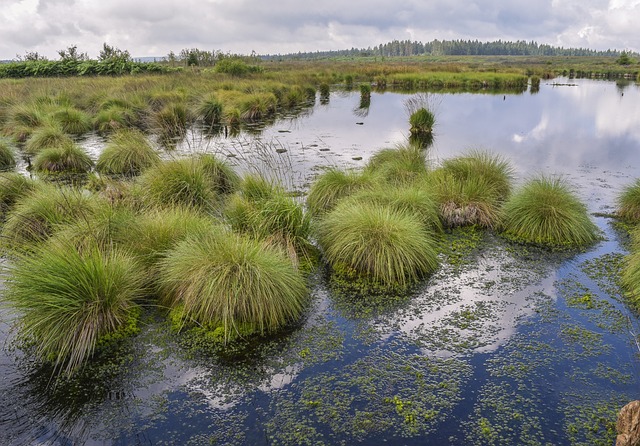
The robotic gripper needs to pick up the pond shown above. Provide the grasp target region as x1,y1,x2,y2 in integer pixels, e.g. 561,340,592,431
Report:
1,78,640,445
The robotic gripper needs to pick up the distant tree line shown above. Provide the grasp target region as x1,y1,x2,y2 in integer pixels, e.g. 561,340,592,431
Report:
263,39,637,60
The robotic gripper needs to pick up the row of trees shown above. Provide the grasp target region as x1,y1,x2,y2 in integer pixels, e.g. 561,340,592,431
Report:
266,39,636,60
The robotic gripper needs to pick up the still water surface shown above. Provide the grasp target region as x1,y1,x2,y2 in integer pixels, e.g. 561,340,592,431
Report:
1,78,640,445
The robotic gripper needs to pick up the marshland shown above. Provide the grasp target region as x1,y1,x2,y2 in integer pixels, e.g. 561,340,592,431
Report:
0,57,639,445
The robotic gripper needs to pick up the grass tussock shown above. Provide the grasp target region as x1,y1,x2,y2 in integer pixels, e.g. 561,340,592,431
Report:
2,184,101,250
24,125,74,156
0,138,16,171
159,228,308,339
306,168,376,216
616,178,640,223
136,155,238,211
430,171,503,229
501,175,599,249
346,184,443,233
0,172,37,217
4,239,146,375
439,150,514,200
32,142,93,173
50,107,92,135
96,129,160,176
365,142,430,185
317,201,440,287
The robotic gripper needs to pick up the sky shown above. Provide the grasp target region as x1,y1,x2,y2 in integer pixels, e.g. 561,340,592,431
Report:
1,0,639,60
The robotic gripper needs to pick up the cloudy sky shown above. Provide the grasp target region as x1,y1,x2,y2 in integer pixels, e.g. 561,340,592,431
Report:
1,0,639,60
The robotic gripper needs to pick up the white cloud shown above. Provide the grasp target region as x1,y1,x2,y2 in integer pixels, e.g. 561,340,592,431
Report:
0,0,638,59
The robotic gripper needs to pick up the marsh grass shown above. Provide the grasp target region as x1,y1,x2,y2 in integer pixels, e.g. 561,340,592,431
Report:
0,138,16,171
225,182,313,264
440,149,514,200
317,201,440,287
622,228,640,310
409,108,435,136
96,129,160,177
365,142,430,186
2,184,101,250
32,142,93,174
93,105,139,134
501,175,599,249
616,179,640,223
137,155,238,211
431,171,503,229
346,184,443,233
24,124,74,157
306,168,376,216
4,239,146,375
0,172,37,217
197,94,224,128
153,103,191,138
159,228,308,339
50,107,92,135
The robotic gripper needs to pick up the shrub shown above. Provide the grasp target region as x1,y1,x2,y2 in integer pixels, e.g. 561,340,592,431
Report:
158,228,308,338
306,168,375,216
4,239,146,374
616,178,640,223
96,129,160,177
501,175,599,249
317,201,440,287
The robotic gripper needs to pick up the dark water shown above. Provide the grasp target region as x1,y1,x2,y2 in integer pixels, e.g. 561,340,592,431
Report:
1,79,640,445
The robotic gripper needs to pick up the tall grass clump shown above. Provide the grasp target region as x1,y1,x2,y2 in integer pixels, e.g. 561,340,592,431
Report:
306,167,376,216
32,142,93,174
0,172,37,217
4,239,146,375
152,103,191,138
197,94,224,128
616,178,640,223
409,108,435,136
93,105,139,134
24,125,74,157
317,201,440,288
501,175,599,249
621,228,640,310
346,184,443,233
0,138,16,171
225,181,312,264
137,155,237,211
50,107,92,135
159,228,308,338
439,150,514,201
430,170,503,229
2,185,100,250
96,129,160,177
365,142,430,186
